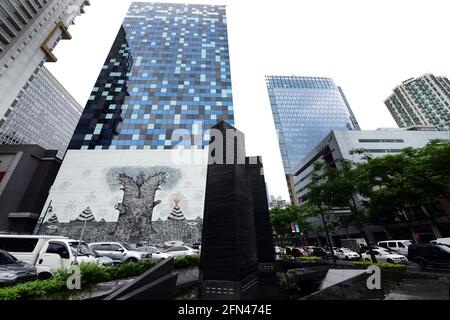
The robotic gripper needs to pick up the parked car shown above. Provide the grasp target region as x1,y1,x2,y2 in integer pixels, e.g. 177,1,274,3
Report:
430,238,450,246
291,247,309,257
165,246,197,257
274,246,285,255
341,238,367,253
0,249,37,287
135,246,170,260
92,250,114,267
408,243,450,270
310,247,330,258
360,245,386,253
89,242,151,264
334,248,361,261
361,249,408,264
0,235,67,265
191,243,202,255
305,246,316,255
285,246,294,255
377,240,413,256
36,239,98,278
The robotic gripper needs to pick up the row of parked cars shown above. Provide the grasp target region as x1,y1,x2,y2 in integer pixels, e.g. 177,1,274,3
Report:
0,235,200,287
276,237,450,269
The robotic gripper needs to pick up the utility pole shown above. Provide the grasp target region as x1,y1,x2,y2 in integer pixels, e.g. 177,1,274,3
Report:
74,218,88,264
35,201,52,235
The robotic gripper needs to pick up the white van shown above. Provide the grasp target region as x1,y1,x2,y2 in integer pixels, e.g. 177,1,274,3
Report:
36,239,98,278
0,235,67,265
377,240,413,256
0,235,97,278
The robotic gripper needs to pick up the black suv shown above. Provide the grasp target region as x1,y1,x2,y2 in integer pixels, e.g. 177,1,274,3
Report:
408,243,450,269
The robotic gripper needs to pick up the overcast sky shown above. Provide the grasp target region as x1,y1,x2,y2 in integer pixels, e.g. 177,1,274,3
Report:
47,0,450,200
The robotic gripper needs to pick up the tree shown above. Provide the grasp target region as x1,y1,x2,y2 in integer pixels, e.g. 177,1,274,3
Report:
355,140,450,237
269,205,312,245
307,159,370,243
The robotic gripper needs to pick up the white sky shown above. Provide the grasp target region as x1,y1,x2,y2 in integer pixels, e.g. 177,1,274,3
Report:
47,0,450,201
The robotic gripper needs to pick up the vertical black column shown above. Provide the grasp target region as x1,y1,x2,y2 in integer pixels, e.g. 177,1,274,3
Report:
200,121,258,299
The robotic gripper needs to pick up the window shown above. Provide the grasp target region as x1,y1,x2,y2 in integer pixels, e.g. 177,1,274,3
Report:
0,238,38,252
397,242,405,248
45,242,69,259
167,246,187,252
0,251,17,265
359,139,404,143
388,242,396,248
379,242,388,248
110,244,123,252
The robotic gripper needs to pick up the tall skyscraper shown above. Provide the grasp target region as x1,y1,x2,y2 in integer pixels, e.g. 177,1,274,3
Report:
0,0,90,125
385,74,450,131
266,76,359,204
69,2,234,150
0,67,82,158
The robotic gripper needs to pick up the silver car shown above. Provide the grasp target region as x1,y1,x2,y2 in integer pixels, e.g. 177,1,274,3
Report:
89,242,151,264
92,250,114,267
135,246,170,260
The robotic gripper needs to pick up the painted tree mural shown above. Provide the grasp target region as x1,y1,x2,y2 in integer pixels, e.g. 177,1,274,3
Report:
107,166,181,241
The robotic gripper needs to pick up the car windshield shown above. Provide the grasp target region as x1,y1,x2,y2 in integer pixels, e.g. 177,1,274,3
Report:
137,246,160,253
122,243,135,251
0,251,17,265
92,250,101,257
69,242,93,256
341,248,353,253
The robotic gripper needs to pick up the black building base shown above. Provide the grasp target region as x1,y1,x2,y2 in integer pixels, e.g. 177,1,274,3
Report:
200,272,258,300
199,122,276,300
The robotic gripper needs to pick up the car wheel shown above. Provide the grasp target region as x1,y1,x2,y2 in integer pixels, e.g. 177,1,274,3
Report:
38,272,53,280
387,259,394,264
345,256,349,261
125,258,138,263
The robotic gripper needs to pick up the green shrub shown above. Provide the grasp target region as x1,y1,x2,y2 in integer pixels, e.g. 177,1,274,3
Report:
0,276,66,301
298,256,321,262
352,261,407,271
0,255,200,301
279,254,291,260
79,262,111,284
173,255,200,269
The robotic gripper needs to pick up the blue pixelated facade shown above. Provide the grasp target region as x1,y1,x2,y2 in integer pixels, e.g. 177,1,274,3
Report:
69,2,234,150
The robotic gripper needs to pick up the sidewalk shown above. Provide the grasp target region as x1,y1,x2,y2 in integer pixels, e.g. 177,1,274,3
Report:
384,277,449,300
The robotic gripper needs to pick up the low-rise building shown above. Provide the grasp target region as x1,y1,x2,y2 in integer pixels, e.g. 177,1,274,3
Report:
292,127,450,246
0,145,61,234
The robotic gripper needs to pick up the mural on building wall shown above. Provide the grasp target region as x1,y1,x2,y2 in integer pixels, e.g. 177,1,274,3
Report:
35,150,208,245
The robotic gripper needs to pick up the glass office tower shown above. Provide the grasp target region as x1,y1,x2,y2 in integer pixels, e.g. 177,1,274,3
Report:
266,76,359,204
69,2,234,150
